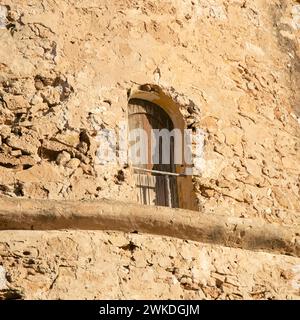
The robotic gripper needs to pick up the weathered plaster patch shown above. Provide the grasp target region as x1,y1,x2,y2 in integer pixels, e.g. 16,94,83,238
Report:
0,266,7,290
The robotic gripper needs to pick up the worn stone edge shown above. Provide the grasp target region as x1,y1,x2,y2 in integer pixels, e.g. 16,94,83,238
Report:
0,196,299,257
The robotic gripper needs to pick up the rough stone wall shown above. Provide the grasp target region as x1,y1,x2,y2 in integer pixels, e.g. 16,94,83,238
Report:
0,0,299,299
0,0,299,220
0,230,300,300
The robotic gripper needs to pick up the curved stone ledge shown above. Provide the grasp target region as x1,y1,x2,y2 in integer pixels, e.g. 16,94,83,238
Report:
0,197,299,257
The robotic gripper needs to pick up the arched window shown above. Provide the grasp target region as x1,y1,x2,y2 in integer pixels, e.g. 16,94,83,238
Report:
128,98,178,208
127,84,198,211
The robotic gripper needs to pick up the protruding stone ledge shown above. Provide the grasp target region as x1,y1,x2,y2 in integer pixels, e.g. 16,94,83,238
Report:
0,196,299,257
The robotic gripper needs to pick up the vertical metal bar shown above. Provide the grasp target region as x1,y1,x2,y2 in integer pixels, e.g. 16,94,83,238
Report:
165,175,172,208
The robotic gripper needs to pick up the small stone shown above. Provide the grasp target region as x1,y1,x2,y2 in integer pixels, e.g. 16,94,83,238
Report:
246,82,256,91
0,126,11,139
180,276,193,286
34,78,44,90
30,94,43,105
66,158,81,169
56,151,71,166
10,150,22,157
280,270,294,280
265,208,272,214
77,141,88,154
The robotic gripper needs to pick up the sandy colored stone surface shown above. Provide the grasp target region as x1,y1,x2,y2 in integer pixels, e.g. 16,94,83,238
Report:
0,230,299,300
0,0,299,223
0,0,299,300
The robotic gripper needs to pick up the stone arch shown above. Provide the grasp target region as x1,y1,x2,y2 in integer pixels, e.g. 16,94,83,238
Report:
128,84,198,211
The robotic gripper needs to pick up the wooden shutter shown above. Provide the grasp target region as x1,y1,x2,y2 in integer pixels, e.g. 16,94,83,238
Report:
128,98,179,208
